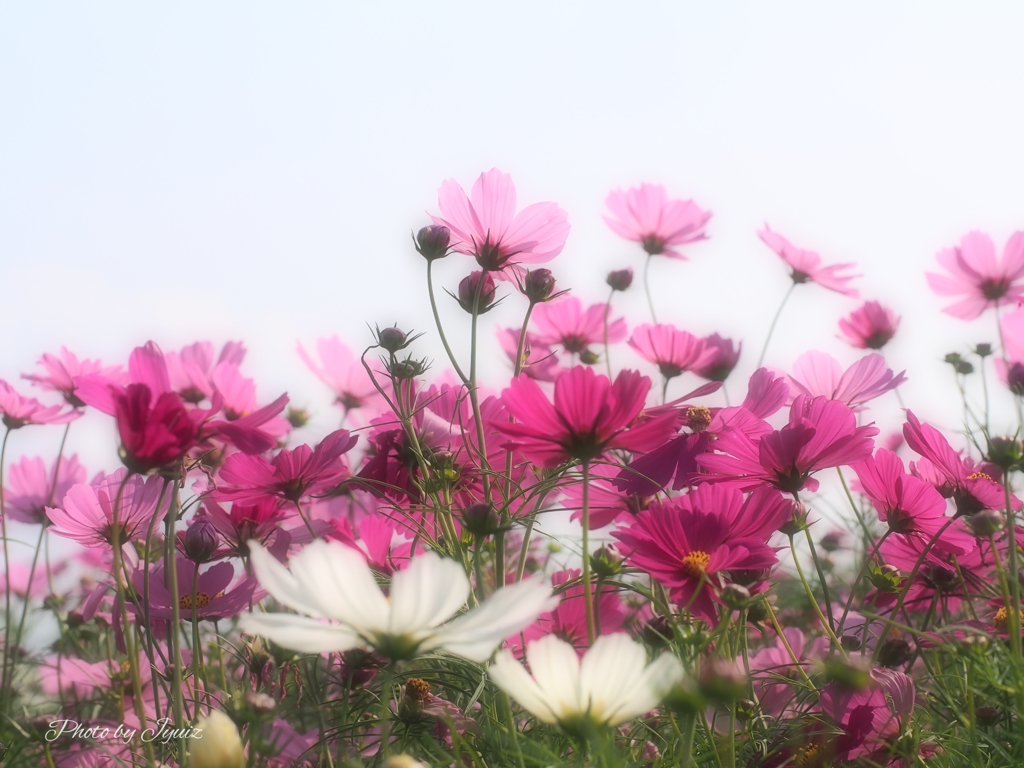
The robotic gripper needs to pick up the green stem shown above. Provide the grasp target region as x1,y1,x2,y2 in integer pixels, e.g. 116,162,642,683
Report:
603,287,615,379
757,282,796,367
678,711,697,768
581,461,596,644
642,254,658,323
788,534,842,650
426,260,469,385
0,428,12,713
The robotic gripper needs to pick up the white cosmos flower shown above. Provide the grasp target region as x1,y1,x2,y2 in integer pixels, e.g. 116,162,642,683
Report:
239,539,556,662
488,633,684,731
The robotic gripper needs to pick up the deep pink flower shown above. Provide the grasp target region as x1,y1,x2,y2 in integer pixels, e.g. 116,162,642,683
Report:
697,395,878,493
46,469,169,548
216,428,357,504
786,350,906,409
747,628,827,719
927,230,1024,319
758,225,859,296
132,555,258,621
430,168,570,274
531,296,627,357
493,366,676,467
297,335,386,414
852,448,974,555
22,347,126,408
564,462,644,530
201,497,293,560
820,669,914,763
628,323,717,380
497,327,562,382
114,383,200,473
613,485,789,622
0,380,79,429
4,454,86,524
692,334,742,382
603,183,711,259
838,301,900,349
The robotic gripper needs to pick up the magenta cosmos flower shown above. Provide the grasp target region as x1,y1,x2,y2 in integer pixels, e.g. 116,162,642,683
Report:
4,454,86,524
22,347,125,408
430,168,570,274
531,296,626,357
0,380,79,429
692,334,741,382
927,230,1024,319
492,366,676,468
838,300,900,350
613,485,790,622
786,350,906,409
628,324,717,380
758,225,859,297
697,394,878,494
132,555,258,621
603,183,711,259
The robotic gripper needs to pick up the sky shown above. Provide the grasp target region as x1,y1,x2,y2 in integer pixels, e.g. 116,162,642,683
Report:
2,2,1024,490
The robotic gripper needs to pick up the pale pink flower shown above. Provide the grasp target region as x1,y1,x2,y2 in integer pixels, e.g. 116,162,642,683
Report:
604,183,711,259
297,335,385,414
4,454,86,524
164,340,246,403
0,380,79,429
628,323,717,379
22,347,125,408
532,296,626,357
838,301,900,349
430,168,570,274
786,350,906,409
927,230,1024,319
497,327,562,381
758,225,859,296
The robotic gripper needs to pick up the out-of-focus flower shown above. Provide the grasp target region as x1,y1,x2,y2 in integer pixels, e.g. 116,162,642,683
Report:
132,556,258,621
0,380,79,430
786,350,906,409
497,328,561,382
604,183,711,259
4,454,86,524
758,225,859,296
532,296,626,357
22,347,125,408
240,541,555,662
297,336,385,415
927,230,1024,319
190,710,245,768
606,267,634,291
838,301,900,349
488,633,683,732
493,366,676,468
430,168,570,274
692,334,741,382
628,324,717,380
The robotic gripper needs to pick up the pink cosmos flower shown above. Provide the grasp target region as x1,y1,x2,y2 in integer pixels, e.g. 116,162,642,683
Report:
564,462,644,529
996,305,1024,394
297,335,386,414
603,183,711,259
0,559,66,599
46,469,170,548
926,230,1024,319
164,339,246,403
747,628,827,719
4,454,86,524
202,497,294,560
692,334,742,382
430,168,570,274
786,350,906,409
493,366,676,467
697,395,878,494
820,669,915,764
0,380,79,429
215,428,357,504
852,448,974,556
132,555,258,621
22,347,126,408
628,324,717,380
613,485,789,622
531,296,627,357
497,327,562,381
758,225,859,296
838,301,900,349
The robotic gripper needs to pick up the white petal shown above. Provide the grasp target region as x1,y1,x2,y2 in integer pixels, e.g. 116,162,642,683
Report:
388,552,470,636
285,539,390,633
526,635,583,722
239,612,361,654
603,653,684,726
428,578,557,662
580,633,650,724
248,540,329,618
488,649,558,724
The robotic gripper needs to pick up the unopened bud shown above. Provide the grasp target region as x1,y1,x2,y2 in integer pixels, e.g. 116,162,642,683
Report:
976,705,1001,726
456,271,498,314
877,636,913,668
641,615,674,647
189,710,245,768
286,407,310,428
461,502,500,537
378,327,409,353
969,508,1004,537
183,517,219,563
244,691,276,717
720,583,752,609
975,343,993,357
521,268,558,303
819,530,845,553
415,225,451,261
590,544,624,579
698,659,747,703
606,267,634,291
779,502,809,536
840,634,862,651
578,349,600,366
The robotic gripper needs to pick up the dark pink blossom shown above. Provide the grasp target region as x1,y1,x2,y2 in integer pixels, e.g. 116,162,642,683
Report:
0,380,79,429
531,296,626,357
131,555,258,621
603,183,711,259
759,225,859,296
628,324,717,380
786,350,906,409
838,301,900,349
927,230,1024,319
22,347,126,407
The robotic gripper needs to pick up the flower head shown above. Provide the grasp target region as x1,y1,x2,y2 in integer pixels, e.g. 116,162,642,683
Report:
532,296,626,357
0,380,79,429
692,334,741,382
927,230,1024,319
240,540,555,662
430,168,570,274
628,324,717,380
838,301,900,349
297,336,385,415
22,347,125,407
786,350,906,410
488,633,683,733
4,454,86,524
758,225,859,296
604,183,711,259
133,556,258,621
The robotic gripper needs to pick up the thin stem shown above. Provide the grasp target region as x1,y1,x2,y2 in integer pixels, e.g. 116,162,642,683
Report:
643,254,658,323
757,282,796,368
603,287,615,379
164,477,187,761
789,534,842,650
191,560,205,706
426,260,469,385
678,711,697,768
0,429,13,714
581,461,596,644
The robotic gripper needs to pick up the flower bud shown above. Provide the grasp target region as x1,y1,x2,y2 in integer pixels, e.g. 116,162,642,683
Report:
456,271,498,314
286,407,310,428
578,349,600,366
183,517,219,563
877,636,913,668
382,757,428,768
378,327,408,353
976,705,1001,726
415,225,451,261
521,268,558,303
779,502,809,536
975,343,994,357
924,563,958,592
590,544,624,579
461,502,500,537
988,436,1024,470
823,656,872,691
969,508,1004,537
1006,363,1024,396
840,634,862,652
720,583,752,609
819,530,846,553
641,615,674,647
606,267,634,291
698,659,747,703
190,710,245,768
244,691,276,717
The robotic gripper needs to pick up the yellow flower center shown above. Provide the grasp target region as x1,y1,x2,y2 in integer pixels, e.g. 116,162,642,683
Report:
681,550,711,578
994,606,1024,631
405,678,431,703
794,743,822,766
686,406,712,432
179,592,212,611
967,471,993,482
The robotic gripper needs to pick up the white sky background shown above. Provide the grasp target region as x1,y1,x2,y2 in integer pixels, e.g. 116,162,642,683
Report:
2,2,1024,498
